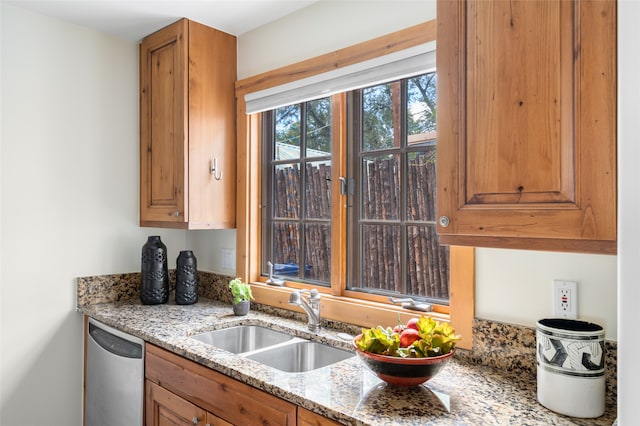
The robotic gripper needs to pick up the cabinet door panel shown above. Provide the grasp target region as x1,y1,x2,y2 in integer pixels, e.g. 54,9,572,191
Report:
466,0,573,205
145,344,296,426
140,19,188,223
436,0,616,253
297,407,342,426
146,380,206,426
186,20,236,228
206,413,234,426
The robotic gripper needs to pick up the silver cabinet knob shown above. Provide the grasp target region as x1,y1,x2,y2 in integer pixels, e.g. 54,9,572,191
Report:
192,417,198,425
438,216,450,227
170,211,181,217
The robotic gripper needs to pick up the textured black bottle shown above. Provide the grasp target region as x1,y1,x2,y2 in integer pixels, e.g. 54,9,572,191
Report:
176,250,198,305
140,236,169,305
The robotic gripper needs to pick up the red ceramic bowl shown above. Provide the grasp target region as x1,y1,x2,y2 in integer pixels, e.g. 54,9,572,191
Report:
353,334,455,387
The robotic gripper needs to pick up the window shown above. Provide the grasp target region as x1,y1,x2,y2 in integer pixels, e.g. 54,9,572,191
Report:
349,74,448,303
262,99,333,285
236,20,474,349
261,73,449,305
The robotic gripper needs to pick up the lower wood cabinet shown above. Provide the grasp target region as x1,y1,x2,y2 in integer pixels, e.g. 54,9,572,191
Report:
145,344,340,426
146,380,232,426
297,408,342,426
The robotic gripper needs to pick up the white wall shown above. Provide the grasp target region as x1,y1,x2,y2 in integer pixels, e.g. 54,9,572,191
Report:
237,0,437,79
236,0,618,339
476,248,616,337
0,2,4,421
187,230,237,276
0,5,187,424
617,1,640,423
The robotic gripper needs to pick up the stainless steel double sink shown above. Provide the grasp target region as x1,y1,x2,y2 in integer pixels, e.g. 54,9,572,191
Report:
191,325,354,373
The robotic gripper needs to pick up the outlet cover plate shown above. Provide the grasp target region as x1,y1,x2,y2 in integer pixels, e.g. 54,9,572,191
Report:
553,280,578,319
221,248,235,271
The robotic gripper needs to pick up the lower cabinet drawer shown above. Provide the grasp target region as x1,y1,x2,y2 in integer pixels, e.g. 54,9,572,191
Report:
145,344,296,425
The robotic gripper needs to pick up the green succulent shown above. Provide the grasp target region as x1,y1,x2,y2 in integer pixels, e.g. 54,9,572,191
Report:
229,278,254,304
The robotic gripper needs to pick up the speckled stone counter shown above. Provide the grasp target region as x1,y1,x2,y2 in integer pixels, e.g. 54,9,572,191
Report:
77,275,617,425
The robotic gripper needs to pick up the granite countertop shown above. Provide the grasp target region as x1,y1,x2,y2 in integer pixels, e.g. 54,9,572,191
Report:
78,297,616,426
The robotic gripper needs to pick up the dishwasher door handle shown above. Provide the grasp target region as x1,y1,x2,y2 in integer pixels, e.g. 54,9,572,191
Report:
89,321,143,358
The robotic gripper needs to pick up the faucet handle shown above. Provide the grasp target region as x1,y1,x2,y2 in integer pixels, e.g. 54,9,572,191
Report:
265,261,285,286
306,288,321,302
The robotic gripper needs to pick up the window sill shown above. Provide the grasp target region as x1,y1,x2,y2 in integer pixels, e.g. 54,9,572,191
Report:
248,280,472,350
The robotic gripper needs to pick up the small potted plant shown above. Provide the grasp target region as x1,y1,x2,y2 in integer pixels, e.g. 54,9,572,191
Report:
229,277,254,316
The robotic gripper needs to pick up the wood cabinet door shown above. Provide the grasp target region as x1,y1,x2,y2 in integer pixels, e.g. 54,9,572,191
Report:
145,344,296,426
185,20,237,229
140,19,188,225
436,0,616,254
297,407,342,426
146,380,206,426
206,413,234,426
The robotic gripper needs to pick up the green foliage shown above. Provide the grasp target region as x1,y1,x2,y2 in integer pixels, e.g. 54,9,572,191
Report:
363,84,394,150
355,316,460,358
362,72,437,151
356,326,400,356
275,98,331,156
228,278,254,304
407,73,437,135
275,104,301,148
412,316,459,356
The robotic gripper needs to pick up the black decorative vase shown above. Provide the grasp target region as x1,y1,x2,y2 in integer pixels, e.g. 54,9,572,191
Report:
140,236,169,305
176,250,198,305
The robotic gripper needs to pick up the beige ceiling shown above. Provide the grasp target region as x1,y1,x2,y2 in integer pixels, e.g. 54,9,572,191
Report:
2,0,320,40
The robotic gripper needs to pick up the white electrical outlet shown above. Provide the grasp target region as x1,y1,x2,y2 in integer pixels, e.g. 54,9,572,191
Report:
552,280,578,319
221,248,235,271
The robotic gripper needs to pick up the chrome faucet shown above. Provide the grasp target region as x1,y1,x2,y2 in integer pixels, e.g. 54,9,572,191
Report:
288,289,321,332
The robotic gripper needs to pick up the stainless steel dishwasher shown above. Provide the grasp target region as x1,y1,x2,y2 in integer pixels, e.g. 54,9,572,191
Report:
85,317,145,426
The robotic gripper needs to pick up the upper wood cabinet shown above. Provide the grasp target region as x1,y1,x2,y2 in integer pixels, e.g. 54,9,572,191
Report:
436,0,617,254
140,19,237,229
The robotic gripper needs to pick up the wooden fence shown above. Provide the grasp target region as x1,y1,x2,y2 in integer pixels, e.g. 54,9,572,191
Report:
271,153,449,300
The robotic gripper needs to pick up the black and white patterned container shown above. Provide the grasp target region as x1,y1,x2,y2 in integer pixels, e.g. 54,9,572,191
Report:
536,318,605,418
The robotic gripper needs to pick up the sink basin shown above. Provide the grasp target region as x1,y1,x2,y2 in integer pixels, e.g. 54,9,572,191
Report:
245,340,354,373
191,324,354,372
191,325,293,354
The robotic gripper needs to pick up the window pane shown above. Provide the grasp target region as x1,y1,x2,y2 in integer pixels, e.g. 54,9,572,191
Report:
348,73,448,303
362,82,399,151
407,149,436,222
264,99,332,287
305,161,331,220
272,222,300,275
407,73,437,138
360,224,401,292
407,225,449,300
306,98,331,157
304,223,331,283
275,104,300,160
274,164,299,219
362,154,400,220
